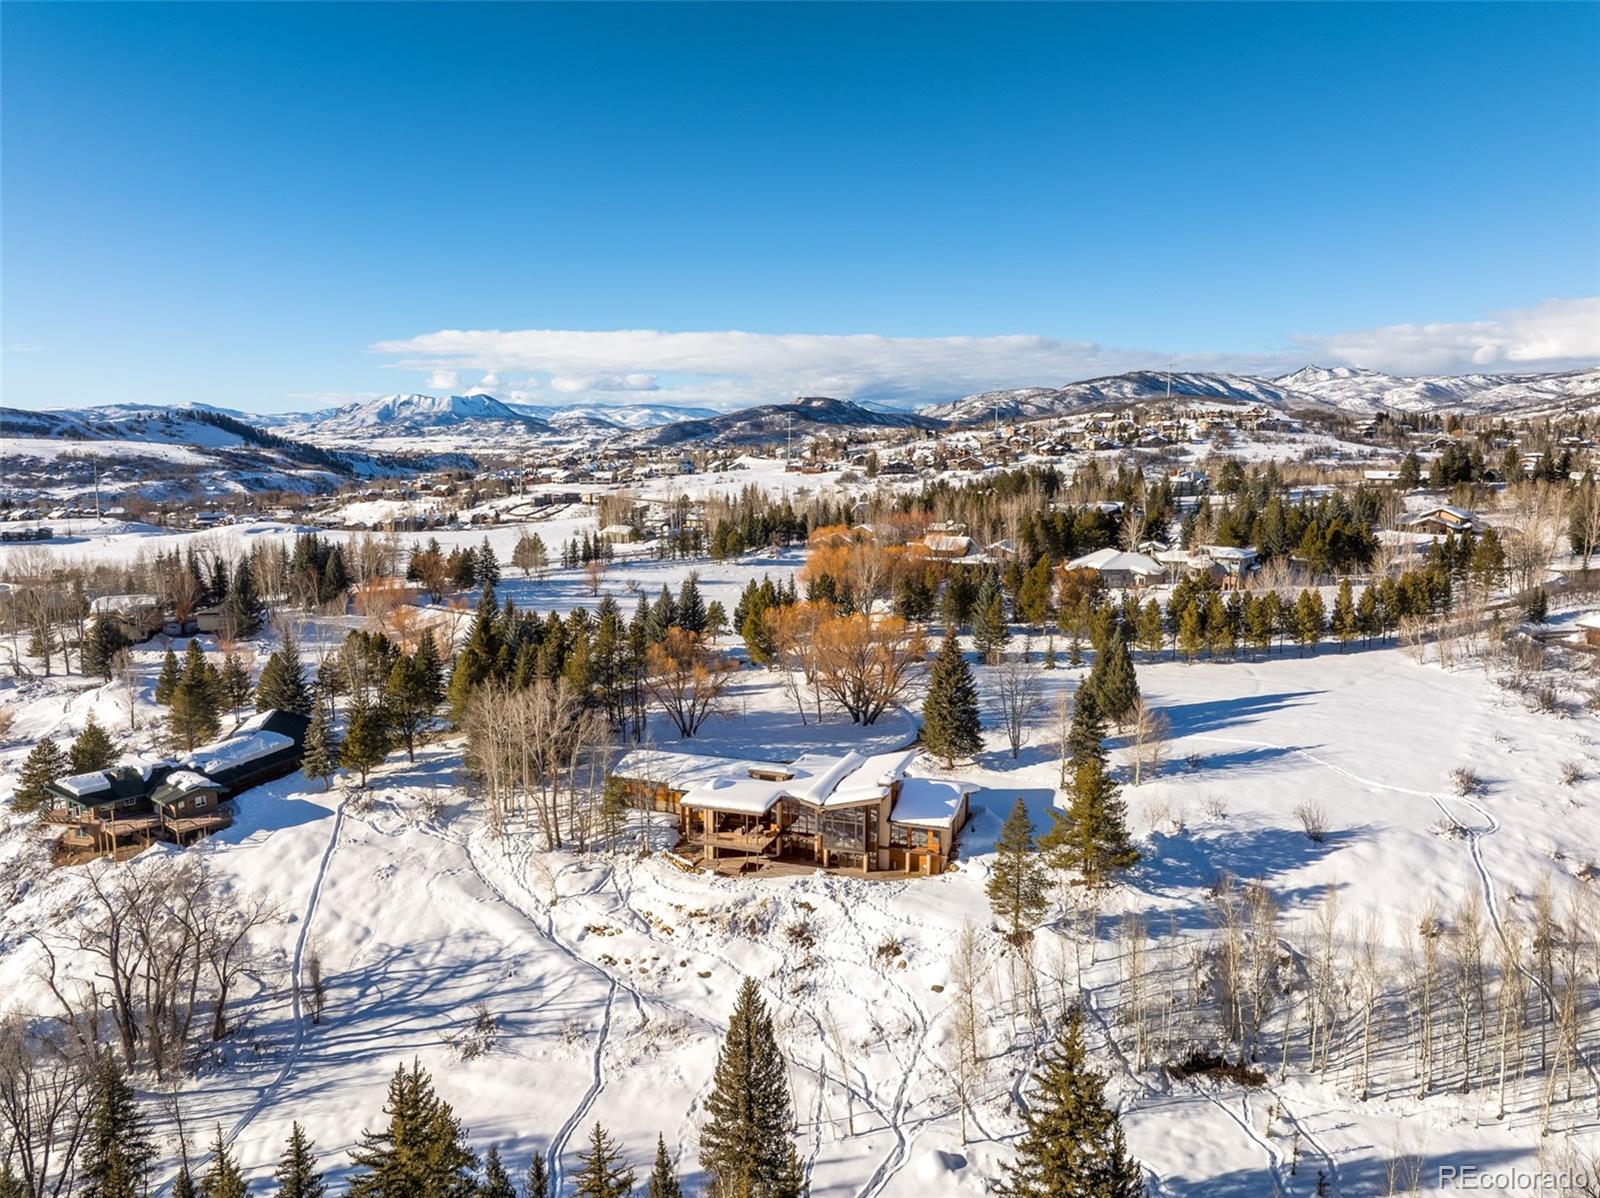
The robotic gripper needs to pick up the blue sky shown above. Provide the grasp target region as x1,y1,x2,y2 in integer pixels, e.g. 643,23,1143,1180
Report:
3,2,1597,413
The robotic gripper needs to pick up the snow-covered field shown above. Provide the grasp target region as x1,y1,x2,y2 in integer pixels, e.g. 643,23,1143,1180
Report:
2,520,1597,1196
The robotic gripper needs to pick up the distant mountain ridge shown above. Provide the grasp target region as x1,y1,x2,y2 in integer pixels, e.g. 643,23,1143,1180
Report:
919,366,1600,425
631,395,945,448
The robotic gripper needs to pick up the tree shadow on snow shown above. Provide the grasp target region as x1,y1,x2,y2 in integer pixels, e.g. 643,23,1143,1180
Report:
1159,691,1323,739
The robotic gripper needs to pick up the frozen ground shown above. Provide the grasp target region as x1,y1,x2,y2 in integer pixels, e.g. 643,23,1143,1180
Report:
2,540,1597,1197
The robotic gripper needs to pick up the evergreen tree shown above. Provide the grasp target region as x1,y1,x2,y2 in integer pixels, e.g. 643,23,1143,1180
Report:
155,644,182,705
1085,630,1138,726
226,558,267,638
173,1163,197,1198
348,1060,478,1198
1331,579,1358,649
256,635,312,715
341,697,391,786
477,538,501,588
523,1157,551,1198
319,549,350,607
1397,450,1422,490
79,1057,155,1198
973,578,1010,664
1044,756,1138,886
676,573,708,635
921,630,982,768
199,1126,247,1198
986,797,1048,941
997,1009,1143,1198
302,703,340,790
511,532,548,577
415,630,446,710
479,1148,516,1198
699,978,806,1198
1016,556,1054,628
171,641,221,750
448,584,501,723
1294,589,1326,654
705,600,729,643
1064,686,1106,768
647,1135,682,1198
11,737,68,812
83,615,131,682
1177,601,1204,662
69,714,119,774
274,1122,326,1198
384,653,434,762
572,1124,634,1198
219,653,253,728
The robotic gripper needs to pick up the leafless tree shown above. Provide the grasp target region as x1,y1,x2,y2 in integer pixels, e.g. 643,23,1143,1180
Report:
644,628,736,738
0,1015,94,1198
990,642,1043,760
1124,698,1171,786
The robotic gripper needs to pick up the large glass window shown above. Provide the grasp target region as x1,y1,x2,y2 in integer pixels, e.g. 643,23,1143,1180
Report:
821,809,865,853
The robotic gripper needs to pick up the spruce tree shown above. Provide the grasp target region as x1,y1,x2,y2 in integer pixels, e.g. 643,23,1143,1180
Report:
12,737,68,812
219,653,252,728
973,578,1010,664
70,714,119,774
302,703,339,790
199,1126,247,1198
986,797,1048,941
1177,601,1204,662
676,573,708,635
155,645,182,705
1016,556,1055,628
477,537,501,588
480,1147,516,1198
226,559,267,638
647,1135,682,1198
699,978,805,1198
1064,687,1107,769
171,641,222,750
523,1156,551,1198
1331,579,1358,649
173,1163,197,1198
79,1057,155,1198
83,615,131,682
1044,756,1139,886
1086,630,1138,727
415,629,445,710
384,653,433,762
572,1124,634,1198
319,550,350,607
340,697,391,786
348,1060,478,1198
997,1009,1143,1198
257,634,312,715
921,630,982,768
274,1122,325,1198
448,584,501,723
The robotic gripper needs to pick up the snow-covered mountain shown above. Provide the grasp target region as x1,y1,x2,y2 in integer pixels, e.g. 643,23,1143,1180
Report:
507,401,720,430
281,393,550,442
920,371,1316,425
921,366,1600,425
635,395,945,448
1270,365,1600,417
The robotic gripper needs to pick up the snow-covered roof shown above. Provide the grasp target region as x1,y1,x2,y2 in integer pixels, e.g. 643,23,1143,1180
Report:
922,534,975,554
617,746,919,815
90,593,160,614
54,771,112,798
611,748,789,793
183,730,293,776
890,778,972,829
827,749,919,807
159,770,217,793
1574,611,1600,631
1066,548,1166,577
1200,545,1258,561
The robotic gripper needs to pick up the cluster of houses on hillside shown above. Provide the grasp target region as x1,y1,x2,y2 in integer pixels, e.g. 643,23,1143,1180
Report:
45,710,309,860
612,747,972,877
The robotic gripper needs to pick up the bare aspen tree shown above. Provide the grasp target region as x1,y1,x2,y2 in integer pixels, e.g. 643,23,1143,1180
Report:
1118,911,1150,1068
825,1009,855,1138
1355,912,1384,1101
1495,917,1527,1120
1054,688,1074,790
991,641,1044,760
1405,903,1444,1098
1124,698,1171,786
0,1015,94,1198
1447,893,1487,1095
1245,881,1280,1064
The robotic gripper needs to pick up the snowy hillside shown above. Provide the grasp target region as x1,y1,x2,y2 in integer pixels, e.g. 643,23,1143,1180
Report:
634,395,945,448
920,371,1322,425
1272,365,1600,417
280,393,550,443
509,402,721,430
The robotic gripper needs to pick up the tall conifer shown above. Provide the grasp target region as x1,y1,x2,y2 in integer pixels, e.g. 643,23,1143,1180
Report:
922,630,982,768
699,979,806,1198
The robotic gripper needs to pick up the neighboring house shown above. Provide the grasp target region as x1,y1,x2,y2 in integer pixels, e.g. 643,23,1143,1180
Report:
45,710,309,860
599,524,638,544
1065,548,1167,589
89,594,165,643
921,533,976,559
1403,505,1481,536
609,748,971,876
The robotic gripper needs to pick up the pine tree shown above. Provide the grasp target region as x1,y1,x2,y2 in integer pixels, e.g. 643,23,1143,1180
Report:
199,1126,247,1198
477,537,501,588
986,797,1048,941
572,1124,634,1198
1044,756,1139,886
523,1156,551,1198
384,652,434,762
1294,589,1326,654
1331,579,1358,649
12,737,68,812
921,630,982,768
699,978,805,1198
70,714,119,774
302,703,339,790
998,1009,1143,1198
449,584,501,723
511,532,548,577
173,1163,197,1198
257,634,312,715
348,1060,478,1198
319,549,350,607
647,1135,682,1198
973,578,1010,664
1177,601,1204,662
480,1147,516,1198
83,615,131,682
155,644,182,705
1065,686,1106,769
341,697,391,786
171,641,221,750
1017,556,1054,628
79,1057,155,1198
218,653,252,728
415,629,446,710
1086,629,1138,726
226,559,267,638
274,1122,325,1198
676,573,708,635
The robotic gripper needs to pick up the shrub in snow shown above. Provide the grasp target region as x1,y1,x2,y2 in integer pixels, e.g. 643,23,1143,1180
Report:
1451,767,1484,796
1294,800,1329,844
1560,760,1585,786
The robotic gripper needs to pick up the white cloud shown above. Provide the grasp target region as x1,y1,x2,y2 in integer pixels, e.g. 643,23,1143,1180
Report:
1290,297,1600,376
427,369,460,391
477,372,500,389
374,298,1598,406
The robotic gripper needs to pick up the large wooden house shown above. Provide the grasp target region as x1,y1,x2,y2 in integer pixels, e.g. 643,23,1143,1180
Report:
46,709,309,858
611,748,972,876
